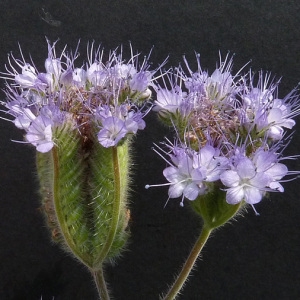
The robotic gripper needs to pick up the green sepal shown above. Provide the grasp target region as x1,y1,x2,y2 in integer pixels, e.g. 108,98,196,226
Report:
36,119,131,270
158,110,189,131
88,138,130,268
189,183,243,229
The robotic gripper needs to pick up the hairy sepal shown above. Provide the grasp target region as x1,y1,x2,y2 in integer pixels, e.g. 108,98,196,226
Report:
189,182,243,229
36,119,130,270
88,138,130,268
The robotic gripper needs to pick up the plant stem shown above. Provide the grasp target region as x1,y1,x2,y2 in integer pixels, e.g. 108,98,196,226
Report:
92,267,110,300
162,226,212,300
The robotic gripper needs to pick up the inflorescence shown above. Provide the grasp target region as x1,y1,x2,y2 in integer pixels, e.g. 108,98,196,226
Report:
0,40,165,152
146,53,300,209
1,42,299,210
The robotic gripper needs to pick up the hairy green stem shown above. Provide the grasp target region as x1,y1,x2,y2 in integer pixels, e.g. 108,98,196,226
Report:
92,267,110,300
162,226,212,300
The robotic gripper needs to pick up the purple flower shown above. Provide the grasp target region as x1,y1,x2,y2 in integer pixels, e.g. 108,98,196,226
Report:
130,71,152,93
252,148,288,192
97,117,127,147
96,103,147,147
44,57,62,78
14,63,38,88
154,86,186,113
72,68,87,87
163,148,206,202
192,145,228,182
239,72,300,140
124,110,146,133
86,63,108,86
26,115,54,153
146,141,228,206
182,53,237,103
14,108,36,129
220,147,288,205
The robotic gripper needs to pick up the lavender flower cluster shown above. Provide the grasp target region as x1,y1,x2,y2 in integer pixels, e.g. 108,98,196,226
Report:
147,54,300,208
1,41,299,209
0,40,162,152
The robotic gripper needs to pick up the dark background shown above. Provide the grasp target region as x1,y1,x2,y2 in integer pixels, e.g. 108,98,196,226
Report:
0,1,300,299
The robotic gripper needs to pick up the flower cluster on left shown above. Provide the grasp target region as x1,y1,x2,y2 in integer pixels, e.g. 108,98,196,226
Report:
0,40,163,300
1,40,158,152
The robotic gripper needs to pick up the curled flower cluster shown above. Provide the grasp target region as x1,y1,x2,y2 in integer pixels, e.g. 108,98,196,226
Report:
146,141,228,206
147,54,300,207
0,40,163,152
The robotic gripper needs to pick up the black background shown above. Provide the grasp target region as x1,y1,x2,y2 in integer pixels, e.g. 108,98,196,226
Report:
0,1,300,299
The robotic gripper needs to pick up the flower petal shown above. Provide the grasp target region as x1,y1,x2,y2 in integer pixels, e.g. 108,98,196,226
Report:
243,186,263,204
183,182,200,200
236,158,256,178
225,186,244,204
220,170,240,187
168,182,185,198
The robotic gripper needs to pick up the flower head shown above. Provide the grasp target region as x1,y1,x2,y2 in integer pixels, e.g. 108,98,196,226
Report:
148,53,300,210
0,40,164,152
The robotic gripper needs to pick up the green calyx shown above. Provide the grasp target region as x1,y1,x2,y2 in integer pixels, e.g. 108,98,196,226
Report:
36,119,130,270
190,183,243,230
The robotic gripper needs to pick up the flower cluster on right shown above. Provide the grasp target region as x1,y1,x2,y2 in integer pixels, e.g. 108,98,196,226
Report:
146,54,300,210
